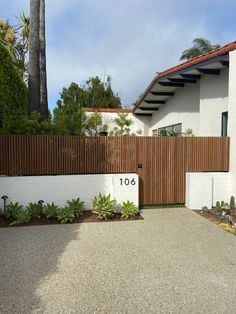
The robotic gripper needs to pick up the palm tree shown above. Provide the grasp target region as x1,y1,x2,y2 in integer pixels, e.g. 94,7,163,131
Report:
39,0,48,120
16,12,30,81
180,38,220,61
28,0,40,114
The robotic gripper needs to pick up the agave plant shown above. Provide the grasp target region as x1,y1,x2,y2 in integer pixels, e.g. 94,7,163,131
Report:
9,209,31,226
121,201,138,219
3,202,23,219
43,202,59,219
56,206,75,224
26,202,43,219
92,193,116,220
66,198,85,217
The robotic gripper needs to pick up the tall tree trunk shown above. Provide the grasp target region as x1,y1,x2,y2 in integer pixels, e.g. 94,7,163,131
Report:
39,0,48,120
28,0,40,114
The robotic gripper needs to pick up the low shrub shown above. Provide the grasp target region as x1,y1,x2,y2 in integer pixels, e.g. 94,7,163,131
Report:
43,202,59,218
3,202,23,219
66,198,85,217
121,201,138,219
26,202,43,219
57,206,75,224
10,209,31,226
92,193,116,220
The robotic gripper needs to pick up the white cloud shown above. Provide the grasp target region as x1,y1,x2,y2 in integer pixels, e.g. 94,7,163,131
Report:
2,0,236,109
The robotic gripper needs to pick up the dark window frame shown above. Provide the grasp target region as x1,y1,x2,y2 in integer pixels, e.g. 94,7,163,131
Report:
158,123,182,136
221,111,228,137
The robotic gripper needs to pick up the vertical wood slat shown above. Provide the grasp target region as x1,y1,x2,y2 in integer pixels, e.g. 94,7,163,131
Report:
0,136,230,205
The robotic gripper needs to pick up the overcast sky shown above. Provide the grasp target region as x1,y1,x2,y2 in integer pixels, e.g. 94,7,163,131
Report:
2,0,236,110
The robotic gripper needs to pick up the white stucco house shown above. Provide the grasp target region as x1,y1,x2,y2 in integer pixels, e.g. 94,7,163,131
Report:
83,41,236,209
133,41,236,138
84,41,236,139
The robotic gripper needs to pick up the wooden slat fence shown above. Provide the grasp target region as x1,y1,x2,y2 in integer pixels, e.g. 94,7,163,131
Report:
0,136,229,205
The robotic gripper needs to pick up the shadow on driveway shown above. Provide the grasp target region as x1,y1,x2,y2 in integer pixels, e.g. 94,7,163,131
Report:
0,224,79,313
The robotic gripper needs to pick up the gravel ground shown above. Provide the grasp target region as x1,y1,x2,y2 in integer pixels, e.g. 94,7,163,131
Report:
1,207,236,314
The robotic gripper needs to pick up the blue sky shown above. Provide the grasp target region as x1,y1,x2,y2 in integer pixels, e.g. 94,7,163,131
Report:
2,0,236,111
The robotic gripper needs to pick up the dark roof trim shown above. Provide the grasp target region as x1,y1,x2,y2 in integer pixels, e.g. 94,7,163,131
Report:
134,41,236,112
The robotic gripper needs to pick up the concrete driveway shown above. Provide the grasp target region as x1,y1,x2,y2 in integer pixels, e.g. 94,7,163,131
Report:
1,208,236,314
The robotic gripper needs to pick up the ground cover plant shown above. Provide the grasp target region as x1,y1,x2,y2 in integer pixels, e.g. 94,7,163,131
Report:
0,195,142,227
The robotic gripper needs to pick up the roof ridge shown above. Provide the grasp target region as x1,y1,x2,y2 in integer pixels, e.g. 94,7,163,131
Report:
156,40,236,79
134,40,236,112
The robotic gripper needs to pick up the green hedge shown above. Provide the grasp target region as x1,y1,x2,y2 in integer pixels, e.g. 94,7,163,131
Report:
0,42,28,134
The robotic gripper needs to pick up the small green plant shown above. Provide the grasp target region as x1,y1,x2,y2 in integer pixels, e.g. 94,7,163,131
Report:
10,209,31,226
92,193,116,220
57,206,75,224
183,128,195,137
121,201,138,219
230,196,235,209
26,202,43,219
66,198,85,217
221,200,225,207
3,202,23,219
43,202,59,218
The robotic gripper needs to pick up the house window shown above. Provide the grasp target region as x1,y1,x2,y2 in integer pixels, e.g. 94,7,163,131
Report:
158,123,182,136
152,129,158,136
221,112,228,137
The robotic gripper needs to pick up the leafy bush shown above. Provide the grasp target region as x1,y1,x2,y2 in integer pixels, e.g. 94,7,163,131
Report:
43,202,59,218
121,201,138,219
10,209,31,226
57,206,75,224
92,193,116,220
0,42,28,134
3,202,23,219
26,202,43,219
66,198,85,217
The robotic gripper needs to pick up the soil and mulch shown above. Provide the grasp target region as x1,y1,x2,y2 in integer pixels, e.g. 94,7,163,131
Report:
0,211,143,228
195,209,236,236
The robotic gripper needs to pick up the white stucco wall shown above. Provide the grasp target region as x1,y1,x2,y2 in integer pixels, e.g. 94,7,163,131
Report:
149,82,200,135
0,173,139,208
199,68,229,136
228,50,236,196
85,111,150,136
186,172,230,209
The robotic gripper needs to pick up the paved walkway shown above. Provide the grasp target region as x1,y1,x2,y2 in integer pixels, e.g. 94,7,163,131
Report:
1,208,236,314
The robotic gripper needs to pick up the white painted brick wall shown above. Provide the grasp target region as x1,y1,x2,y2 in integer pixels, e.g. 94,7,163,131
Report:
0,173,139,209
186,172,230,209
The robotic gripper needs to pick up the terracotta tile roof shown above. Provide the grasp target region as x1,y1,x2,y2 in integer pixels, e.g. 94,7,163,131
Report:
134,40,236,112
82,108,133,113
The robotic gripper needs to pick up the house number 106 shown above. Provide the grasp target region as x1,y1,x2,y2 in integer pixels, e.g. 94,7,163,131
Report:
120,178,136,186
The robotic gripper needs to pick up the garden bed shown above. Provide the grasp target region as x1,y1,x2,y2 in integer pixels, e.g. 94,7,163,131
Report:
0,210,143,228
195,210,236,236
